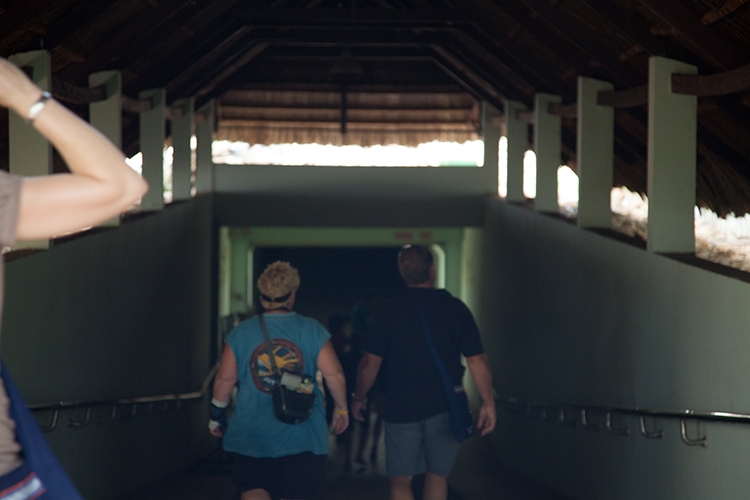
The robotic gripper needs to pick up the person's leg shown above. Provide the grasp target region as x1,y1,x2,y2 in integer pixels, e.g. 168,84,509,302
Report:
385,419,427,500
241,489,272,500
276,452,327,500
422,412,460,500
355,413,371,465
231,454,277,500
422,472,448,500
390,475,415,500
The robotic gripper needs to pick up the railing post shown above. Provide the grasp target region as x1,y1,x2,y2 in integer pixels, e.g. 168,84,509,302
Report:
647,56,698,253
534,93,562,213
577,77,614,229
171,97,194,201
505,99,527,202
482,101,501,196
139,88,166,211
90,70,123,226
195,99,216,194
8,50,51,250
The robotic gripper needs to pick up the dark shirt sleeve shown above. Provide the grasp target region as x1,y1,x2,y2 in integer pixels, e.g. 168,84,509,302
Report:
454,299,484,357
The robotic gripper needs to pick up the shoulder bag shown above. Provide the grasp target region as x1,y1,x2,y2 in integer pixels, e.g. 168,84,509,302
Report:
410,295,475,442
259,314,316,425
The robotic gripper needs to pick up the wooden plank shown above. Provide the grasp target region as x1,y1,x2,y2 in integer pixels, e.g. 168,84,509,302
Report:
638,0,748,70
194,42,269,99
548,102,577,118
218,119,476,131
429,44,506,106
597,85,648,108
516,0,644,88
672,63,750,96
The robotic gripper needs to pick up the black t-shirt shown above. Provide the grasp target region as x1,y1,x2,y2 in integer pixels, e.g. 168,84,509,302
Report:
365,287,484,423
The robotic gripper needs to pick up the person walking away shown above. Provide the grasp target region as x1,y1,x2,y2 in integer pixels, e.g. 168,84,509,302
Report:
209,261,349,500
351,245,496,500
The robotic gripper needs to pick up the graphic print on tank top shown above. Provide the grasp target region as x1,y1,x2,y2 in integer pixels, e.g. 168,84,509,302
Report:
249,339,305,392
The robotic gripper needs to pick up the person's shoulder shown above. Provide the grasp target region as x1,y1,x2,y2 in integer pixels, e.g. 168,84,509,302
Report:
225,317,257,345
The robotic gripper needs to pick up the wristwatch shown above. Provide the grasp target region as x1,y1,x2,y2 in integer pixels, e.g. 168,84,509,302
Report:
351,392,367,403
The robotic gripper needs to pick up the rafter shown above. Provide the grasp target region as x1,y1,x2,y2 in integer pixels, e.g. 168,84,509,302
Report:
638,0,748,70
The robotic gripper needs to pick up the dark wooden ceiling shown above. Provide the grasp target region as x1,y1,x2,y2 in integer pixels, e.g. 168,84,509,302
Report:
2,0,750,216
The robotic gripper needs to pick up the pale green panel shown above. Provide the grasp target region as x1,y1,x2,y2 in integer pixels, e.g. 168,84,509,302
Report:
230,236,250,314
429,243,446,289
647,57,698,253
89,70,123,228
195,100,215,194
460,227,483,314
218,227,231,317
443,240,462,297
139,88,166,211
89,71,122,148
577,77,614,229
171,98,194,201
237,226,465,248
9,51,51,250
482,102,501,192
505,100,528,202
533,93,562,213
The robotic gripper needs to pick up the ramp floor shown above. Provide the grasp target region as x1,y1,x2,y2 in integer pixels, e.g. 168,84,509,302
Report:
121,424,568,500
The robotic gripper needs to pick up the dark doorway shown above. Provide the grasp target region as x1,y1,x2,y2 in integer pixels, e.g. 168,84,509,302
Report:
253,246,405,327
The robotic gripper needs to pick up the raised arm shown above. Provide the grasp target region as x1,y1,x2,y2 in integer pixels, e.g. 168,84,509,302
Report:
465,353,496,436
317,340,349,435
0,58,148,240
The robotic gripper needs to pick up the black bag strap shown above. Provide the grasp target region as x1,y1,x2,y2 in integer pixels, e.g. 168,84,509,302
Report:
409,292,456,389
258,314,280,379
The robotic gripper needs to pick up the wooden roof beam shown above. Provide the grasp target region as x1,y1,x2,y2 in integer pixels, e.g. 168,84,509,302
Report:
527,60,750,119
638,0,749,70
49,75,205,121
515,0,645,88
672,63,750,96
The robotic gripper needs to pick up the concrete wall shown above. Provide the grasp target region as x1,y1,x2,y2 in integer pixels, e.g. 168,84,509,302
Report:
1,196,218,500
479,199,750,500
213,164,497,199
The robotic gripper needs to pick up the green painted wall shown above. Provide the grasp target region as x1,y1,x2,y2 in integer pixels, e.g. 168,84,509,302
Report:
222,227,469,316
2,197,218,500
478,200,750,500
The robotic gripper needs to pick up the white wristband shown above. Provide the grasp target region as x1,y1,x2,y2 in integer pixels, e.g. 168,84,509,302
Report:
208,420,222,431
27,91,51,125
211,398,229,408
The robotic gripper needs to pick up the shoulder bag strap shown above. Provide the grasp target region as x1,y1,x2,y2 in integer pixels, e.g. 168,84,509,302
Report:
258,314,280,378
409,293,455,389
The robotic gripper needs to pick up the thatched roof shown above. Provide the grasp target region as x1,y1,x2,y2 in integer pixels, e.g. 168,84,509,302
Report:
2,0,750,214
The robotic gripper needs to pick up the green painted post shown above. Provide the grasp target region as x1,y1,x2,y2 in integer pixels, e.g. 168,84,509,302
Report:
577,77,614,229
647,56,698,253
534,93,562,213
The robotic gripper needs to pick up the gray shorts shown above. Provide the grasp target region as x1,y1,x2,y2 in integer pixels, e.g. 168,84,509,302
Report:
384,411,460,477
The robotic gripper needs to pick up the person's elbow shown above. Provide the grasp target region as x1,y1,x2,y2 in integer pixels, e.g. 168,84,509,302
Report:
124,174,148,204
111,172,148,211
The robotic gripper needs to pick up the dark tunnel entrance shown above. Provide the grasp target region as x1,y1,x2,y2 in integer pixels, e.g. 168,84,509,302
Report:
253,246,404,327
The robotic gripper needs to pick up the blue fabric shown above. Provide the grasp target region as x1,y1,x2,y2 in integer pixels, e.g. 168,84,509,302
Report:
1,362,84,500
222,313,330,458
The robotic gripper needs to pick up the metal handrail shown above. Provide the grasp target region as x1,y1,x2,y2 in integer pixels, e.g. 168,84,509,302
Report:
495,394,735,448
29,363,218,433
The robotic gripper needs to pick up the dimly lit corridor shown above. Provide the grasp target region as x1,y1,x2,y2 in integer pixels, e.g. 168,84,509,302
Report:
9,186,748,500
